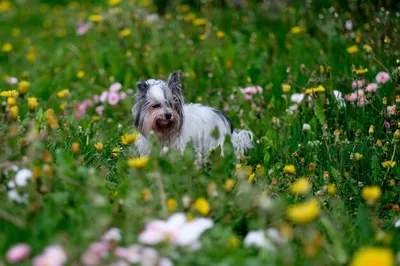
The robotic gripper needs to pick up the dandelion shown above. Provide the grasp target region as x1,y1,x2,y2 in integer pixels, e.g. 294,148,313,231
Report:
119,28,131,38
17,80,30,94
290,26,304,34
9,106,19,120
349,247,394,266
93,142,104,151
363,44,372,52
2,42,13,53
167,198,177,213
368,125,374,135
347,45,359,54
366,83,378,93
193,18,207,26
108,0,121,5
283,164,296,175
353,153,363,161
382,161,396,168
327,183,337,196
127,157,149,169
282,84,291,93
121,133,139,145
376,71,390,84
355,68,368,74
304,85,325,94
57,89,70,98
77,71,85,79
89,14,102,23
216,31,225,39
387,105,396,117
227,236,239,249
224,179,235,192
193,197,210,216
361,186,381,205
286,199,320,224
6,243,31,263
27,97,38,111
7,97,16,106
290,178,310,195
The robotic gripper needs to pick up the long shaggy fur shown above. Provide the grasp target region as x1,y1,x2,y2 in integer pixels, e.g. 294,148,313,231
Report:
132,71,253,159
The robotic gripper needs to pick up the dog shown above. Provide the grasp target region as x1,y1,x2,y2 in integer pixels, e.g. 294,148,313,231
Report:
132,71,253,161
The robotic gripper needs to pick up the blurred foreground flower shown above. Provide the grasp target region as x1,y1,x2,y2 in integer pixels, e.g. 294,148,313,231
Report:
121,133,139,145
28,97,38,111
0,90,19,97
18,80,30,94
33,245,67,266
290,26,305,34
347,45,359,54
286,199,320,224
290,178,310,195
361,186,381,205
127,157,149,169
6,243,31,263
350,247,394,266
244,230,274,250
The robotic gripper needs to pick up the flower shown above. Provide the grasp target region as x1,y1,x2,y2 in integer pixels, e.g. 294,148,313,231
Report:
108,0,121,5
0,1,12,13
290,26,304,34
10,105,19,120
216,31,225,39
77,71,85,79
95,106,104,116
89,14,102,23
102,227,121,242
227,236,239,249
354,153,363,161
193,18,207,26
347,45,359,54
382,161,396,168
366,83,378,92
108,92,120,105
167,198,177,213
81,241,111,265
2,42,13,53
138,213,213,247
290,93,305,103
345,20,353,30
110,83,122,92
27,97,38,111
94,142,104,151
119,29,131,38
352,80,365,89
57,89,70,98
361,186,381,205
224,179,235,192
76,21,92,36
290,178,310,195
349,247,394,266
193,197,210,215
283,164,296,175
282,84,291,93
387,105,396,117
376,71,390,84
244,230,274,250
302,123,311,131
327,183,337,196
7,76,18,84
6,243,31,263
305,85,325,94
363,44,372,52
33,245,67,266
121,133,139,145
286,199,320,224
17,80,30,94
355,68,368,74
114,245,141,264
127,157,150,169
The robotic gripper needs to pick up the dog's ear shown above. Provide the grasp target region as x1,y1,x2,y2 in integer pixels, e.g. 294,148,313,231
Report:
136,80,149,93
167,71,182,95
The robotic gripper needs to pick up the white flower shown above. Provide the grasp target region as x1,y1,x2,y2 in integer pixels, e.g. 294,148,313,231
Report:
33,245,67,266
140,248,158,266
302,123,311,131
395,219,400,228
345,20,353,30
290,93,304,104
158,257,173,266
102,227,121,242
244,230,275,250
115,245,141,264
14,169,32,187
7,190,28,203
266,228,285,244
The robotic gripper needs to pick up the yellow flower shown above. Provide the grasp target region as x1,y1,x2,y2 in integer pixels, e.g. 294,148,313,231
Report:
45,109,59,129
0,1,12,13
111,147,120,158
394,130,400,140
368,125,374,135
108,0,121,5
120,133,139,145
227,236,239,249
382,161,396,168
167,198,177,213
193,18,207,26
363,44,372,52
183,12,195,22
76,71,85,79
71,142,80,153
282,84,291,93
304,85,326,94
7,97,16,106
2,42,13,53
119,28,131,38
18,80,30,94
224,179,235,192
9,105,19,120
347,45,359,54
350,247,394,266
286,199,320,224
290,178,310,195
89,14,102,23
283,164,296,175
27,97,38,111
142,188,152,201
248,173,255,183
127,156,150,169
356,68,368,74
57,89,70,98
193,197,210,216
361,186,381,205
199,34,207,41
290,26,304,34
94,142,104,151
327,183,337,196
216,31,225,39
178,4,190,12
354,153,363,161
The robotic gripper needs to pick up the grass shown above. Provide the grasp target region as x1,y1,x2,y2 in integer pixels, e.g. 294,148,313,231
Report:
0,0,400,265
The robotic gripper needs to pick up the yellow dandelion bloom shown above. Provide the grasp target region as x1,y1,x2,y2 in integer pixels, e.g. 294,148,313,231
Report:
347,45,359,54
45,109,59,129
356,68,368,74
193,197,210,216
193,18,207,26
382,161,396,168
0,1,12,13
7,97,16,106
350,247,394,266
290,26,304,34
216,31,225,39
108,0,121,5
327,183,337,196
89,14,103,23
119,28,131,38
394,130,400,140
94,142,104,151
282,84,291,93
120,133,139,145
57,89,70,98
27,97,38,111
9,105,19,120
363,44,372,52
199,34,207,41
227,236,239,249
248,173,255,183
368,125,374,135
290,178,310,195
283,164,296,175
76,71,85,79
2,42,13,53
286,199,320,224
361,186,381,205
111,147,120,158
304,85,326,94
18,80,30,94
167,198,177,213
224,179,235,192
354,153,363,161
127,156,150,169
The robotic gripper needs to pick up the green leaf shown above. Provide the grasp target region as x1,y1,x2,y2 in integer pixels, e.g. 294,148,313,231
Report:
315,100,326,126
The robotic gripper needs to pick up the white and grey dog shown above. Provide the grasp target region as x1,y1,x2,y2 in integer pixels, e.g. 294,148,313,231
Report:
132,71,253,160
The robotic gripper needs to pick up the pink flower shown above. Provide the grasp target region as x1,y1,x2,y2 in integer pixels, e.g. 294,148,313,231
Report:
384,120,391,130
76,21,92,36
6,243,31,263
140,248,158,266
81,241,111,266
345,92,357,102
366,83,378,92
93,95,100,103
7,77,18,85
159,257,174,266
229,94,235,100
119,92,127,100
290,93,304,104
108,92,120,105
126,88,134,94
376,71,390,84
114,245,141,264
33,245,67,266
223,103,230,112
352,80,365,89
387,105,396,116
95,106,104,116
345,20,353,30
100,92,109,103
102,228,121,242
110,83,122,92
244,94,252,101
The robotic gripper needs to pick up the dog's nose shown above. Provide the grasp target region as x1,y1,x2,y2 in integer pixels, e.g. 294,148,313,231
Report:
165,113,172,120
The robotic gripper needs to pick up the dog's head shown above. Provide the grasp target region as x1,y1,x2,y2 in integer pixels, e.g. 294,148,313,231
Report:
132,71,184,143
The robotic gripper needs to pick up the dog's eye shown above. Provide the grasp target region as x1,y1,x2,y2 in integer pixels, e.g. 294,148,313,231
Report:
152,104,161,108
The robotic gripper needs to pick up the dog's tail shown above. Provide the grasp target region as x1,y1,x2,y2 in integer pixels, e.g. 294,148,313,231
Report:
231,129,254,155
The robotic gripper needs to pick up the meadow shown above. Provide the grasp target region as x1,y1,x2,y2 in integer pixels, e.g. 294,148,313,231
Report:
0,0,400,265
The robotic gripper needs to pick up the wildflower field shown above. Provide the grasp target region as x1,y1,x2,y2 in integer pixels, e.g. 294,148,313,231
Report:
1,0,400,265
